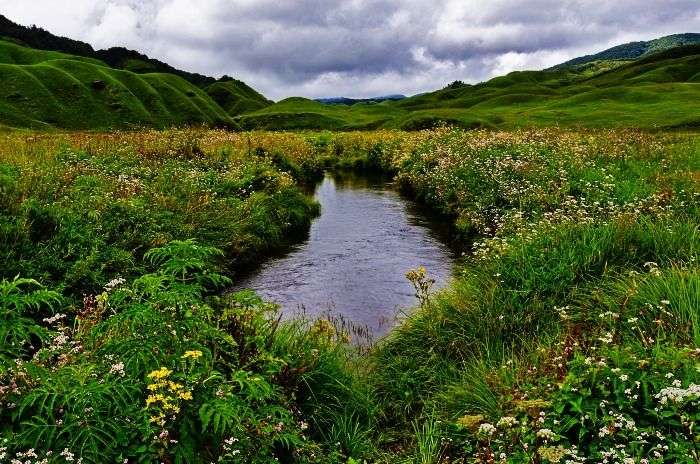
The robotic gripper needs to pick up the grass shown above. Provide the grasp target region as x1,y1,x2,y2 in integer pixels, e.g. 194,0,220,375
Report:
1,37,700,132
0,39,236,129
205,78,272,116
0,129,322,295
1,128,700,462
240,45,700,131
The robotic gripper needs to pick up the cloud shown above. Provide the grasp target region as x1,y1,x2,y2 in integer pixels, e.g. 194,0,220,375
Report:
1,0,699,99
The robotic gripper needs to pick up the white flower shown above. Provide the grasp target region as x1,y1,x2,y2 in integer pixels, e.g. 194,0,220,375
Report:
109,361,125,377
105,277,126,291
656,384,700,405
42,313,67,325
496,416,518,428
478,423,497,437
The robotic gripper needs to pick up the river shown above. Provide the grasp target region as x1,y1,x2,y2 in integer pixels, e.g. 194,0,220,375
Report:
233,171,458,337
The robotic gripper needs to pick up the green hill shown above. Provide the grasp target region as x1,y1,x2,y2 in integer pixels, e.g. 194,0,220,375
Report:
0,39,236,130
205,77,272,116
236,97,407,130
0,14,214,87
552,33,700,70
242,43,700,130
0,23,698,132
0,13,268,99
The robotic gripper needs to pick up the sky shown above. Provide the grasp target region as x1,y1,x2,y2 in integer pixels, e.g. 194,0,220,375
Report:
1,1,699,100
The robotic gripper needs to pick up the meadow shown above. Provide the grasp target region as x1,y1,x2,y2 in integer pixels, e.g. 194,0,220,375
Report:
1,127,699,463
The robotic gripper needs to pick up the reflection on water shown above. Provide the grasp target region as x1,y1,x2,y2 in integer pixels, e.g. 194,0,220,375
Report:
233,171,457,336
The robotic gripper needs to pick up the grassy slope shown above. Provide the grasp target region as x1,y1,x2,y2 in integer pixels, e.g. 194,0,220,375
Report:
241,45,700,130
0,39,236,130
552,32,700,69
237,97,408,130
205,78,272,116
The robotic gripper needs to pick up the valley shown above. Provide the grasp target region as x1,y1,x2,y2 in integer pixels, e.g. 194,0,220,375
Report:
0,9,699,464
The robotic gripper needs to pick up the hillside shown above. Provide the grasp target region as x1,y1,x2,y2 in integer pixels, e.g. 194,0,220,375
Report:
205,77,272,116
552,33,700,69
0,20,698,131
236,96,407,130
242,43,700,130
0,14,217,88
0,39,236,129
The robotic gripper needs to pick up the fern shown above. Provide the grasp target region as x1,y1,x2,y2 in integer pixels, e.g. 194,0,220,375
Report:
13,364,142,462
0,277,61,363
144,239,230,287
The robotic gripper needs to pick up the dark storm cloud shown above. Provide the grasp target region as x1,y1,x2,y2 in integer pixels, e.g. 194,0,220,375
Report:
1,0,699,98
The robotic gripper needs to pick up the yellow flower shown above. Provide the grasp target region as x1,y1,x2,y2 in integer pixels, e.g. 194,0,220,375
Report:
179,391,193,401
146,394,164,406
168,381,184,392
182,350,203,359
147,367,172,380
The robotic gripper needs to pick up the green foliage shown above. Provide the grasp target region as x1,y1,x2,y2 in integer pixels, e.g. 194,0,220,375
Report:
2,127,700,462
0,277,60,363
0,239,352,463
0,133,319,298
411,417,444,464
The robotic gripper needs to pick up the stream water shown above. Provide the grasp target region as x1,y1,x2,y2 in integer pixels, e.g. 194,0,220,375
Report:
233,171,458,336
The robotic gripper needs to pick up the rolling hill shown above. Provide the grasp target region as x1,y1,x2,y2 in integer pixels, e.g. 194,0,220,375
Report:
0,13,269,124
205,77,272,117
0,14,214,87
241,42,700,130
0,39,235,129
0,16,697,131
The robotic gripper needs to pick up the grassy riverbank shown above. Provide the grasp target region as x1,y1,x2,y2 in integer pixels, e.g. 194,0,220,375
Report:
1,128,699,462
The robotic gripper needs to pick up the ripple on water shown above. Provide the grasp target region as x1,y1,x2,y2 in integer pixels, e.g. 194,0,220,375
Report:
233,171,458,337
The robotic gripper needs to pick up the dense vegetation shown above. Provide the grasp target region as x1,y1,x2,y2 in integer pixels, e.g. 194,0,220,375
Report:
1,127,699,462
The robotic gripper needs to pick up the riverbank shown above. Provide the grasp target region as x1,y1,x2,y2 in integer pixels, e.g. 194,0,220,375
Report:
1,128,699,463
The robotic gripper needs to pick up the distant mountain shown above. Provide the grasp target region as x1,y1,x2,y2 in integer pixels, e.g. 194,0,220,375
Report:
552,33,700,69
315,95,406,105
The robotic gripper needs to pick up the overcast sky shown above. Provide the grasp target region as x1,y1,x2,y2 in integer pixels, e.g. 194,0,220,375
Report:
1,1,699,100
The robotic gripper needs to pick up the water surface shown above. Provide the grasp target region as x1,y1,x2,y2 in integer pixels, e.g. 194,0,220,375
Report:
234,171,457,336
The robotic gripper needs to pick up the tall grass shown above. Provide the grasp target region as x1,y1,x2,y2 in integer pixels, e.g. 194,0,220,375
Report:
1,127,699,462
